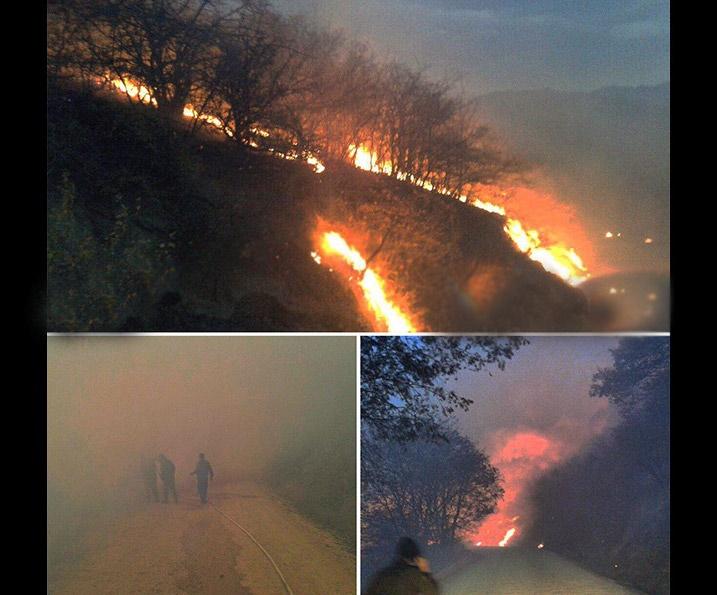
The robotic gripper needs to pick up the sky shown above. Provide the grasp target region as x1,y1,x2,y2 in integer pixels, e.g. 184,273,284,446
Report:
450,336,621,545
275,0,669,93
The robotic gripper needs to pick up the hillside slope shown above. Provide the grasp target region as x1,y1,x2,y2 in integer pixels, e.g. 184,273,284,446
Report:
48,85,590,331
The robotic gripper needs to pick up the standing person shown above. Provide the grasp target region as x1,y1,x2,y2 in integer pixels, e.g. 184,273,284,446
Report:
157,454,178,503
365,537,440,595
140,456,159,502
190,453,214,504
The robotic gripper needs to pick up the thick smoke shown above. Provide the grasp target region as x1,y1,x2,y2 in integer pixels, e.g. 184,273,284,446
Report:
47,336,356,573
452,336,621,545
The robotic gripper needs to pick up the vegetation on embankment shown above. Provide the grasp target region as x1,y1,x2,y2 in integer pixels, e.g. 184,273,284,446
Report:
524,338,670,594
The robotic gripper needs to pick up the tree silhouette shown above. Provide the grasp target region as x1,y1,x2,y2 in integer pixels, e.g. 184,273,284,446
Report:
361,336,526,442
362,427,503,548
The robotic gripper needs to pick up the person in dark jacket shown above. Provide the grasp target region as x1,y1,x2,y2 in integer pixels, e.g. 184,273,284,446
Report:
365,537,440,595
190,453,214,504
140,456,159,502
157,454,178,503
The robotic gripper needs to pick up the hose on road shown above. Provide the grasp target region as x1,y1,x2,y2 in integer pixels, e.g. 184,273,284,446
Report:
210,503,295,595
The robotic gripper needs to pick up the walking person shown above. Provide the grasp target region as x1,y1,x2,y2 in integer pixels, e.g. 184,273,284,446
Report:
190,453,214,504
157,454,178,503
140,456,159,502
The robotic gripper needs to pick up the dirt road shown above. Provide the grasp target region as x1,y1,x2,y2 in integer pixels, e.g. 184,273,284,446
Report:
440,546,641,595
49,482,355,594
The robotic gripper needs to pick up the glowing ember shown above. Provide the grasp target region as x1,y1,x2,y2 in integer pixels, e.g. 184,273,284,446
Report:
537,543,544,549
349,144,590,285
315,231,417,333
644,237,653,244
605,231,613,238
499,528,516,547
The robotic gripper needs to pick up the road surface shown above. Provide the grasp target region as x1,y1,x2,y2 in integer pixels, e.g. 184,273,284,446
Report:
439,547,641,595
49,482,355,594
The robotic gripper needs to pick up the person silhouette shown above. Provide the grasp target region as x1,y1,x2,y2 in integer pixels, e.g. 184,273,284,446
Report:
365,537,440,594
157,454,178,503
140,456,159,502
190,453,214,504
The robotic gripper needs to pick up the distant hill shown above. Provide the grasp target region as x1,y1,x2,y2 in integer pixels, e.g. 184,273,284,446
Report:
473,83,669,273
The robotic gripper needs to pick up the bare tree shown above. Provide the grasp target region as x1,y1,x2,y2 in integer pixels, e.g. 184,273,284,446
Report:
362,428,503,548
68,0,250,118
208,12,332,152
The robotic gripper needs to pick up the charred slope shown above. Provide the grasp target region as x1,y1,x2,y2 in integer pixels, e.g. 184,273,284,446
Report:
48,86,589,331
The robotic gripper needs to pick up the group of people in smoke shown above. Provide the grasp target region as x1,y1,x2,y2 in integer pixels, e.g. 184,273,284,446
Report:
141,453,214,505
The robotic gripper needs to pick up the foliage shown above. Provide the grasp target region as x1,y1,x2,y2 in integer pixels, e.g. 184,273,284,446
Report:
591,337,670,418
47,173,174,330
362,428,503,549
526,337,670,594
361,336,527,442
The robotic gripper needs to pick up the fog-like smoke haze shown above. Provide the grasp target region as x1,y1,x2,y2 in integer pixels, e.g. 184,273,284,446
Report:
451,336,621,545
277,0,670,293
47,336,356,571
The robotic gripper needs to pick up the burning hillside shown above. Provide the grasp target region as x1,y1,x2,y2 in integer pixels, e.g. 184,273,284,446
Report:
312,230,417,333
349,144,595,286
48,84,593,332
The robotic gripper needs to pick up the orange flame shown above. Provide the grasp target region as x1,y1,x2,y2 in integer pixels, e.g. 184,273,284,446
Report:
349,144,592,286
314,231,417,333
105,77,325,172
108,76,156,106
498,527,516,547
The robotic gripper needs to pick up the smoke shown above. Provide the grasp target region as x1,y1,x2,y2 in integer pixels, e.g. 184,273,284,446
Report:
47,335,356,572
452,336,621,545
472,84,669,274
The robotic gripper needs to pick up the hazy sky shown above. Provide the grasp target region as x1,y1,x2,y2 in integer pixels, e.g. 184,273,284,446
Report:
454,336,619,446
47,336,356,496
275,0,669,93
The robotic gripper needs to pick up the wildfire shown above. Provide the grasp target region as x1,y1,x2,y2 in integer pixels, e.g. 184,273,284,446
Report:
498,528,516,547
108,76,156,106
104,76,325,172
469,432,564,547
349,144,591,286
314,231,417,333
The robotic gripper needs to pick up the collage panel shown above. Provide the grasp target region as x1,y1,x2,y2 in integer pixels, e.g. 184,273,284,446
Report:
47,1,668,334
47,335,357,594
360,336,669,595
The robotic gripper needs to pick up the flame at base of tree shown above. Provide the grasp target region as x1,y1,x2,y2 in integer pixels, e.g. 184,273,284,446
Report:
312,231,417,333
349,144,591,286
103,75,325,173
